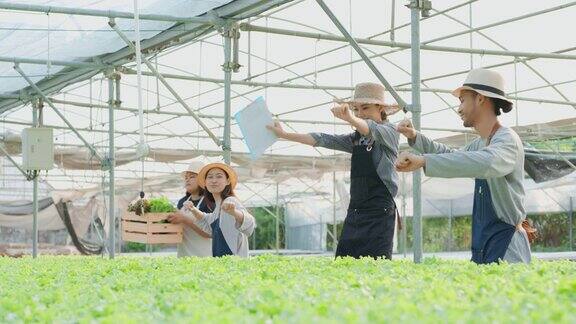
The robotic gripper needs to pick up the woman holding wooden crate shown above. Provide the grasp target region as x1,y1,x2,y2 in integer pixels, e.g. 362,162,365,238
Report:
184,163,256,258
167,161,214,257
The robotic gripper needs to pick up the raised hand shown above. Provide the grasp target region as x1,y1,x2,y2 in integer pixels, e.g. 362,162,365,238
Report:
330,104,354,122
266,120,286,138
397,118,417,140
222,202,237,215
395,151,426,172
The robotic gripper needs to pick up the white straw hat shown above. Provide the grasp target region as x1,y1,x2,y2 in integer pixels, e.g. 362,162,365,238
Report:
180,161,206,178
452,69,513,113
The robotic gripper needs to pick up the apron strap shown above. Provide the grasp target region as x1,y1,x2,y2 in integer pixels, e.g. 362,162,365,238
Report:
486,121,502,145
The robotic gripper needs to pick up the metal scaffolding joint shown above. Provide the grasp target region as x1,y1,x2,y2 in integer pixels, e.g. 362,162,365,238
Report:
407,0,433,17
220,21,242,73
220,23,241,39
103,68,120,80
100,158,113,171
222,61,241,72
409,103,422,113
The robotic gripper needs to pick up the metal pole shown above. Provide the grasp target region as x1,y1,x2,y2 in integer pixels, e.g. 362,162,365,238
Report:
448,200,453,252
120,69,576,108
252,223,257,250
221,25,235,164
32,99,42,258
0,56,102,68
240,23,576,61
514,58,519,126
7,98,572,134
123,68,353,91
570,197,574,251
115,73,122,112
247,18,252,79
410,0,423,263
107,74,116,259
469,2,473,69
401,172,407,258
0,2,214,23
133,0,145,148
0,119,239,141
32,170,38,259
332,171,337,252
313,0,408,109
115,73,122,255
275,182,280,254
390,0,396,41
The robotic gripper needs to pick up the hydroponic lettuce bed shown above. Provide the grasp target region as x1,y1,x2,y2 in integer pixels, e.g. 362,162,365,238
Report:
0,256,574,323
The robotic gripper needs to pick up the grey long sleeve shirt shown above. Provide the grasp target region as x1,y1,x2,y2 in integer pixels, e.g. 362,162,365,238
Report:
310,119,400,197
409,126,531,263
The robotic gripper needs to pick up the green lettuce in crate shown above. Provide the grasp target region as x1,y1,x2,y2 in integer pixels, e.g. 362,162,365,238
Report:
127,199,150,216
148,196,176,213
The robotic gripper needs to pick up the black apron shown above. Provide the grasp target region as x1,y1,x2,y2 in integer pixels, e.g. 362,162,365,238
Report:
470,123,516,264
335,139,396,259
211,217,234,257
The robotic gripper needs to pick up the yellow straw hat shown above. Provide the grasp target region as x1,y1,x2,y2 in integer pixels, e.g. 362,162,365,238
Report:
197,163,238,190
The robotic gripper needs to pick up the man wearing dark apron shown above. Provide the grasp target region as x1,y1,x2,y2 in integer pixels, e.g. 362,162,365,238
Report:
267,82,402,259
396,69,532,264
472,178,517,263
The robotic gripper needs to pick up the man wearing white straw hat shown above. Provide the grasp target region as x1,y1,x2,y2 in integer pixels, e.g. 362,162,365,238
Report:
167,160,214,257
395,68,534,264
267,82,402,259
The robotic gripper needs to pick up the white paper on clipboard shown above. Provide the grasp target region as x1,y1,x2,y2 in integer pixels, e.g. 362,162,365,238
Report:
234,97,278,160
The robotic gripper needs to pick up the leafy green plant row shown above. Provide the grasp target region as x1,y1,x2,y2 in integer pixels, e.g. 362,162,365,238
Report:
0,256,574,323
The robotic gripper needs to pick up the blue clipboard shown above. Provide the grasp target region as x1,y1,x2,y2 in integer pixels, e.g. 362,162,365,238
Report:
234,97,278,160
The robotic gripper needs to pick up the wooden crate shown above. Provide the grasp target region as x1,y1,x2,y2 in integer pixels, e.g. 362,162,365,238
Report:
121,212,183,244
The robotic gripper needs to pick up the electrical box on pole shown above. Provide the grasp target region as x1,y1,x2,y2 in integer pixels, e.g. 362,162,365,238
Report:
21,127,54,170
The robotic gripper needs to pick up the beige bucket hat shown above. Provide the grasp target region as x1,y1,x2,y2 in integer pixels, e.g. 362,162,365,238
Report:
452,68,513,113
338,82,401,116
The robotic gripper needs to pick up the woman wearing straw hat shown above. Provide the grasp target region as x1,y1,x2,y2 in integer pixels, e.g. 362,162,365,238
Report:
396,68,533,264
267,82,402,259
167,161,214,257
184,163,256,258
